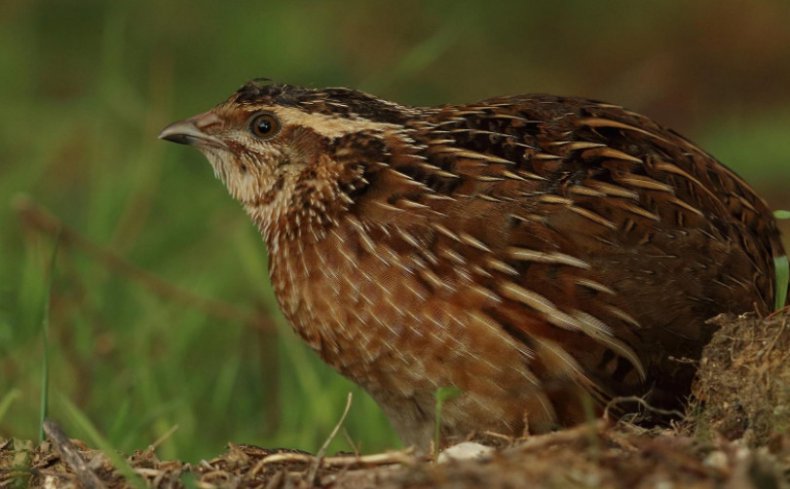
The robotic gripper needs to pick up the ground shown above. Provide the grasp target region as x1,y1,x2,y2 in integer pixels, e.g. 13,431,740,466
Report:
2,310,789,489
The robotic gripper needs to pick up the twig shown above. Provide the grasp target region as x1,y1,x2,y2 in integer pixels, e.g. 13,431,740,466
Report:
307,392,354,484
258,448,419,468
14,195,273,333
341,428,360,456
513,419,606,453
482,430,517,445
262,469,285,489
766,305,790,319
144,424,179,455
43,420,107,489
603,395,685,421
757,318,787,359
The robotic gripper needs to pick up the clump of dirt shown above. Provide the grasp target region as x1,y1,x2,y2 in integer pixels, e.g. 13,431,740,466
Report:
2,310,789,489
685,311,790,448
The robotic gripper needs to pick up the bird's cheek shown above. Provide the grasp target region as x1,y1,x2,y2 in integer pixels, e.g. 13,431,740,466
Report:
230,157,287,205
226,165,262,203
200,150,234,185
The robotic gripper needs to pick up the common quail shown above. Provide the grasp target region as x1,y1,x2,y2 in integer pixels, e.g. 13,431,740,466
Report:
160,80,786,449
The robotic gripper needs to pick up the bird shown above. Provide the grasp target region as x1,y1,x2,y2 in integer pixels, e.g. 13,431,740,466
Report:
159,79,786,449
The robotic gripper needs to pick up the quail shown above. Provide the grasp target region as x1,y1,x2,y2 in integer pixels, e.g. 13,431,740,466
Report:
159,80,786,449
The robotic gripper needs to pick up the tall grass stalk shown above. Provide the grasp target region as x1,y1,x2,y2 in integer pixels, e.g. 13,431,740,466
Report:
775,211,789,310
775,256,789,310
38,234,60,442
0,389,21,425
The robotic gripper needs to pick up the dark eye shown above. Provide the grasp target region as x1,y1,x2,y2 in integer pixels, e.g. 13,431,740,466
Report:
249,112,280,139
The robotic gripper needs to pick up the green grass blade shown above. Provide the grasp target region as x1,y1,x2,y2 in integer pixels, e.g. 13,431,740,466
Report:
775,255,789,310
772,210,789,310
0,389,22,424
433,386,462,456
61,396,147,489
39,234,61,442
180,472,198,489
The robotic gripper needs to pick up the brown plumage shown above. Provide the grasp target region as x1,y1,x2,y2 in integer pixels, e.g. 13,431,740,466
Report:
160,80,786,449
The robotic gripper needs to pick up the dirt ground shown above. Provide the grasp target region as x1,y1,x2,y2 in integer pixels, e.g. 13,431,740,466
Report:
2,310,789,489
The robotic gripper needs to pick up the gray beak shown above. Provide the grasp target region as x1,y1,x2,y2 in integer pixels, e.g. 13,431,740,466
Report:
158,114,227,148
158,120,205,145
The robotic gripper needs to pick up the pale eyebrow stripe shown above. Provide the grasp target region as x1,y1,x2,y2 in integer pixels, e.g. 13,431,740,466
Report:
272,106,402,138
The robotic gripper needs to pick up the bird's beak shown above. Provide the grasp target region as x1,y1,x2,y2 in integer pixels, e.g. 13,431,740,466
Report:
158,113,227,149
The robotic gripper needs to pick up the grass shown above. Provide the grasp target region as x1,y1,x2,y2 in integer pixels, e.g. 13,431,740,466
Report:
0,3,399,461
433,386,462,455
0,0,788,465
0,390,21,426
37,235,59,442
61,398,148,489
775,256,789,311
774,211,789,310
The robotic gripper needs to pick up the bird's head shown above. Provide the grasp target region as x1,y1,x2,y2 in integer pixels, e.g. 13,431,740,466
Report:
159,79,412,242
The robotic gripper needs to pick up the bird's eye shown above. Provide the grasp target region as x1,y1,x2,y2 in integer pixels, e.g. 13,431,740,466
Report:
249,112,281,139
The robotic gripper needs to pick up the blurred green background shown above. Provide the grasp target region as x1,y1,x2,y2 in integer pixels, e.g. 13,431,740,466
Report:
1,0,789,462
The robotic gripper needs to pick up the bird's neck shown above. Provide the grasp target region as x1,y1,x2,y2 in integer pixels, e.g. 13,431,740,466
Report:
262,217,375,363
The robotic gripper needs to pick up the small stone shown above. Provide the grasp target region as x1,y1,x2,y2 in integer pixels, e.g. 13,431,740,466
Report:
437,442,495,463
703,450,728,471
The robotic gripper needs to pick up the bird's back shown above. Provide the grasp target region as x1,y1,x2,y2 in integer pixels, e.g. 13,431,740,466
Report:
274,93,783,444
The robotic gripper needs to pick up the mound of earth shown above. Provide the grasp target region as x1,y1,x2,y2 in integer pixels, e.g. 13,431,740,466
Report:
2,311,788,489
